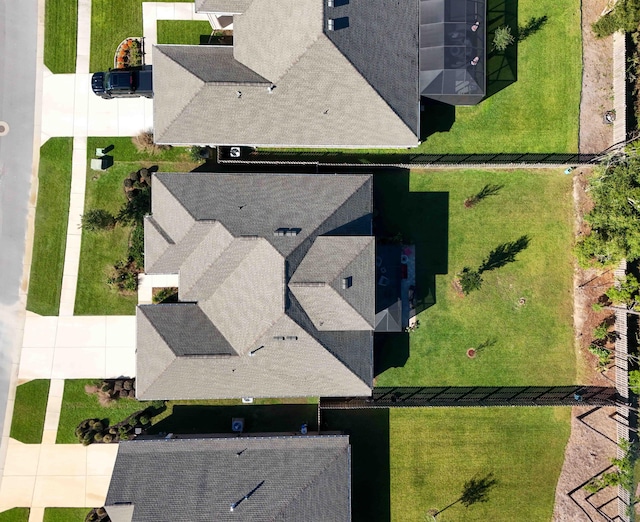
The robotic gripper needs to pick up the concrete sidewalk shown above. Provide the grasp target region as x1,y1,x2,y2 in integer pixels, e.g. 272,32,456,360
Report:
0,439,118,512
19,314,136,380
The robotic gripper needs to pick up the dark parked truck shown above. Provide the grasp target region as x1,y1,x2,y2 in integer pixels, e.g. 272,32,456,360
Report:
91,67,153,99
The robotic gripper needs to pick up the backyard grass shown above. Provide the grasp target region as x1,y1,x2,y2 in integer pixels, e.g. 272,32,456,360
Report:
74,138,198,315
388,407,570,522
10,380,50,444
56,379,146,443
44,0,78,73
27,138,73,316
90,0,193,71
0,509,29,522
157,20,213,45
374,169,575,387
43,509,90,522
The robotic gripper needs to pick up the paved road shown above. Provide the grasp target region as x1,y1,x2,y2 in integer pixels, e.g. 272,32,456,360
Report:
0,0,38,438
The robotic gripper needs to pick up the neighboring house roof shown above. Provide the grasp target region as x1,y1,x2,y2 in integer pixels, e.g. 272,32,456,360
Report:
152,0,420,147
104,435,352,522
195,0,252,13
137,173,375,399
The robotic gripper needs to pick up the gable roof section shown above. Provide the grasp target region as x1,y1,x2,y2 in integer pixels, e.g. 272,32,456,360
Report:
195,0,252,13
137,173,374,399
290,237,375,331
152,0,420,147
105,436,351,522
324,0,420,136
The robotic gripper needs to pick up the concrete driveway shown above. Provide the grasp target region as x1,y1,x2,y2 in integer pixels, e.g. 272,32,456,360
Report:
41,70,153,142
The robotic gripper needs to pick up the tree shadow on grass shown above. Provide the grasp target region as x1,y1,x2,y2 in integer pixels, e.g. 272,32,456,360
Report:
479,235,530,273
322,409,390,522
148,404,319,435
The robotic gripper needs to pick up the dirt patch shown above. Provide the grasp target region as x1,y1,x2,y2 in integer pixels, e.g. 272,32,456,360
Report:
580,0,615,154
552,406,618,522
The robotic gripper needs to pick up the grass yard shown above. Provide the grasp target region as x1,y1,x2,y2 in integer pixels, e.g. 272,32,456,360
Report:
74,138,198,315
389,408,570,522
43,509,90,522
90,0,193,71
374,169,575,387
417,0,581,153
157,20,213,45
10,380,50,444
56,379,146,443
44,0,78,73
0,509,29,522
27,138,73,316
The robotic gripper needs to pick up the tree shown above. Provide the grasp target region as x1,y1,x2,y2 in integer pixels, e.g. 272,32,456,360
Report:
606,274,639,308
80,209,116,231
592,0,640,37
575,155,640,267
629,369,640,395
458,267,483,295
493,26,514,51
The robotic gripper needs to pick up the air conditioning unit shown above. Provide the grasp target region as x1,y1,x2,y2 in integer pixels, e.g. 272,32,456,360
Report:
230,147,241,158
231,418,245,432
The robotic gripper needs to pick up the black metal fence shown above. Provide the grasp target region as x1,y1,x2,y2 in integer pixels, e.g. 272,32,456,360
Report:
218,147,599,167
320,386,619,409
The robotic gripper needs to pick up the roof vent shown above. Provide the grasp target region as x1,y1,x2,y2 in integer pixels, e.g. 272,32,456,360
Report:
342,276,353,289
285,229,298,237
285,335,299,341
327,19,334,31
274,228,287,237
236,90,242,98
327,0,334,5
267,84,276,93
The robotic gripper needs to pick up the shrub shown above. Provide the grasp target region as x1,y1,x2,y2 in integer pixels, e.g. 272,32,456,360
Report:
458,267,483,295
132,130,171,155
189,145,208,161
93,432,104,442
139,415,150,425
107,259,139,294
588,344,612,370
129,224,145,268
493,26,514,51
630,370,640,395
592,0,640,37
606,274,640,307
102,433,113,443
593,321,610,341
80,209,116,231
153,287,179,304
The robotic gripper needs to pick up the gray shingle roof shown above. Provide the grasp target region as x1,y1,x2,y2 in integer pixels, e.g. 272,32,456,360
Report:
152,0,420,147
137,173,374,399
195,0,252,13
105,435,351,522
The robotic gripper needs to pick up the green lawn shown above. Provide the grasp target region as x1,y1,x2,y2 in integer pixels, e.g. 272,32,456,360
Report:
44,0,78,73
0,509,29,522
157,20,213,45
10,380,50,444
27,138,73,316
90,0,193,71
56,380,147,443
389,408,570,522
74,138,198,315
375,169,575,387
43,508,90,522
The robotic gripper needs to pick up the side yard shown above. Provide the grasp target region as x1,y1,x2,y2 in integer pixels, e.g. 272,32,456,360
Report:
375,169,575,387
74,137,199,315
26,138,72,316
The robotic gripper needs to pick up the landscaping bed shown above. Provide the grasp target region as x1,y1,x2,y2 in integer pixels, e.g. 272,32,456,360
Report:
90,0,193,72
10,380,50,444
74,137,198,315
374,169,575,387
27,138,72,316
56,379,146,444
